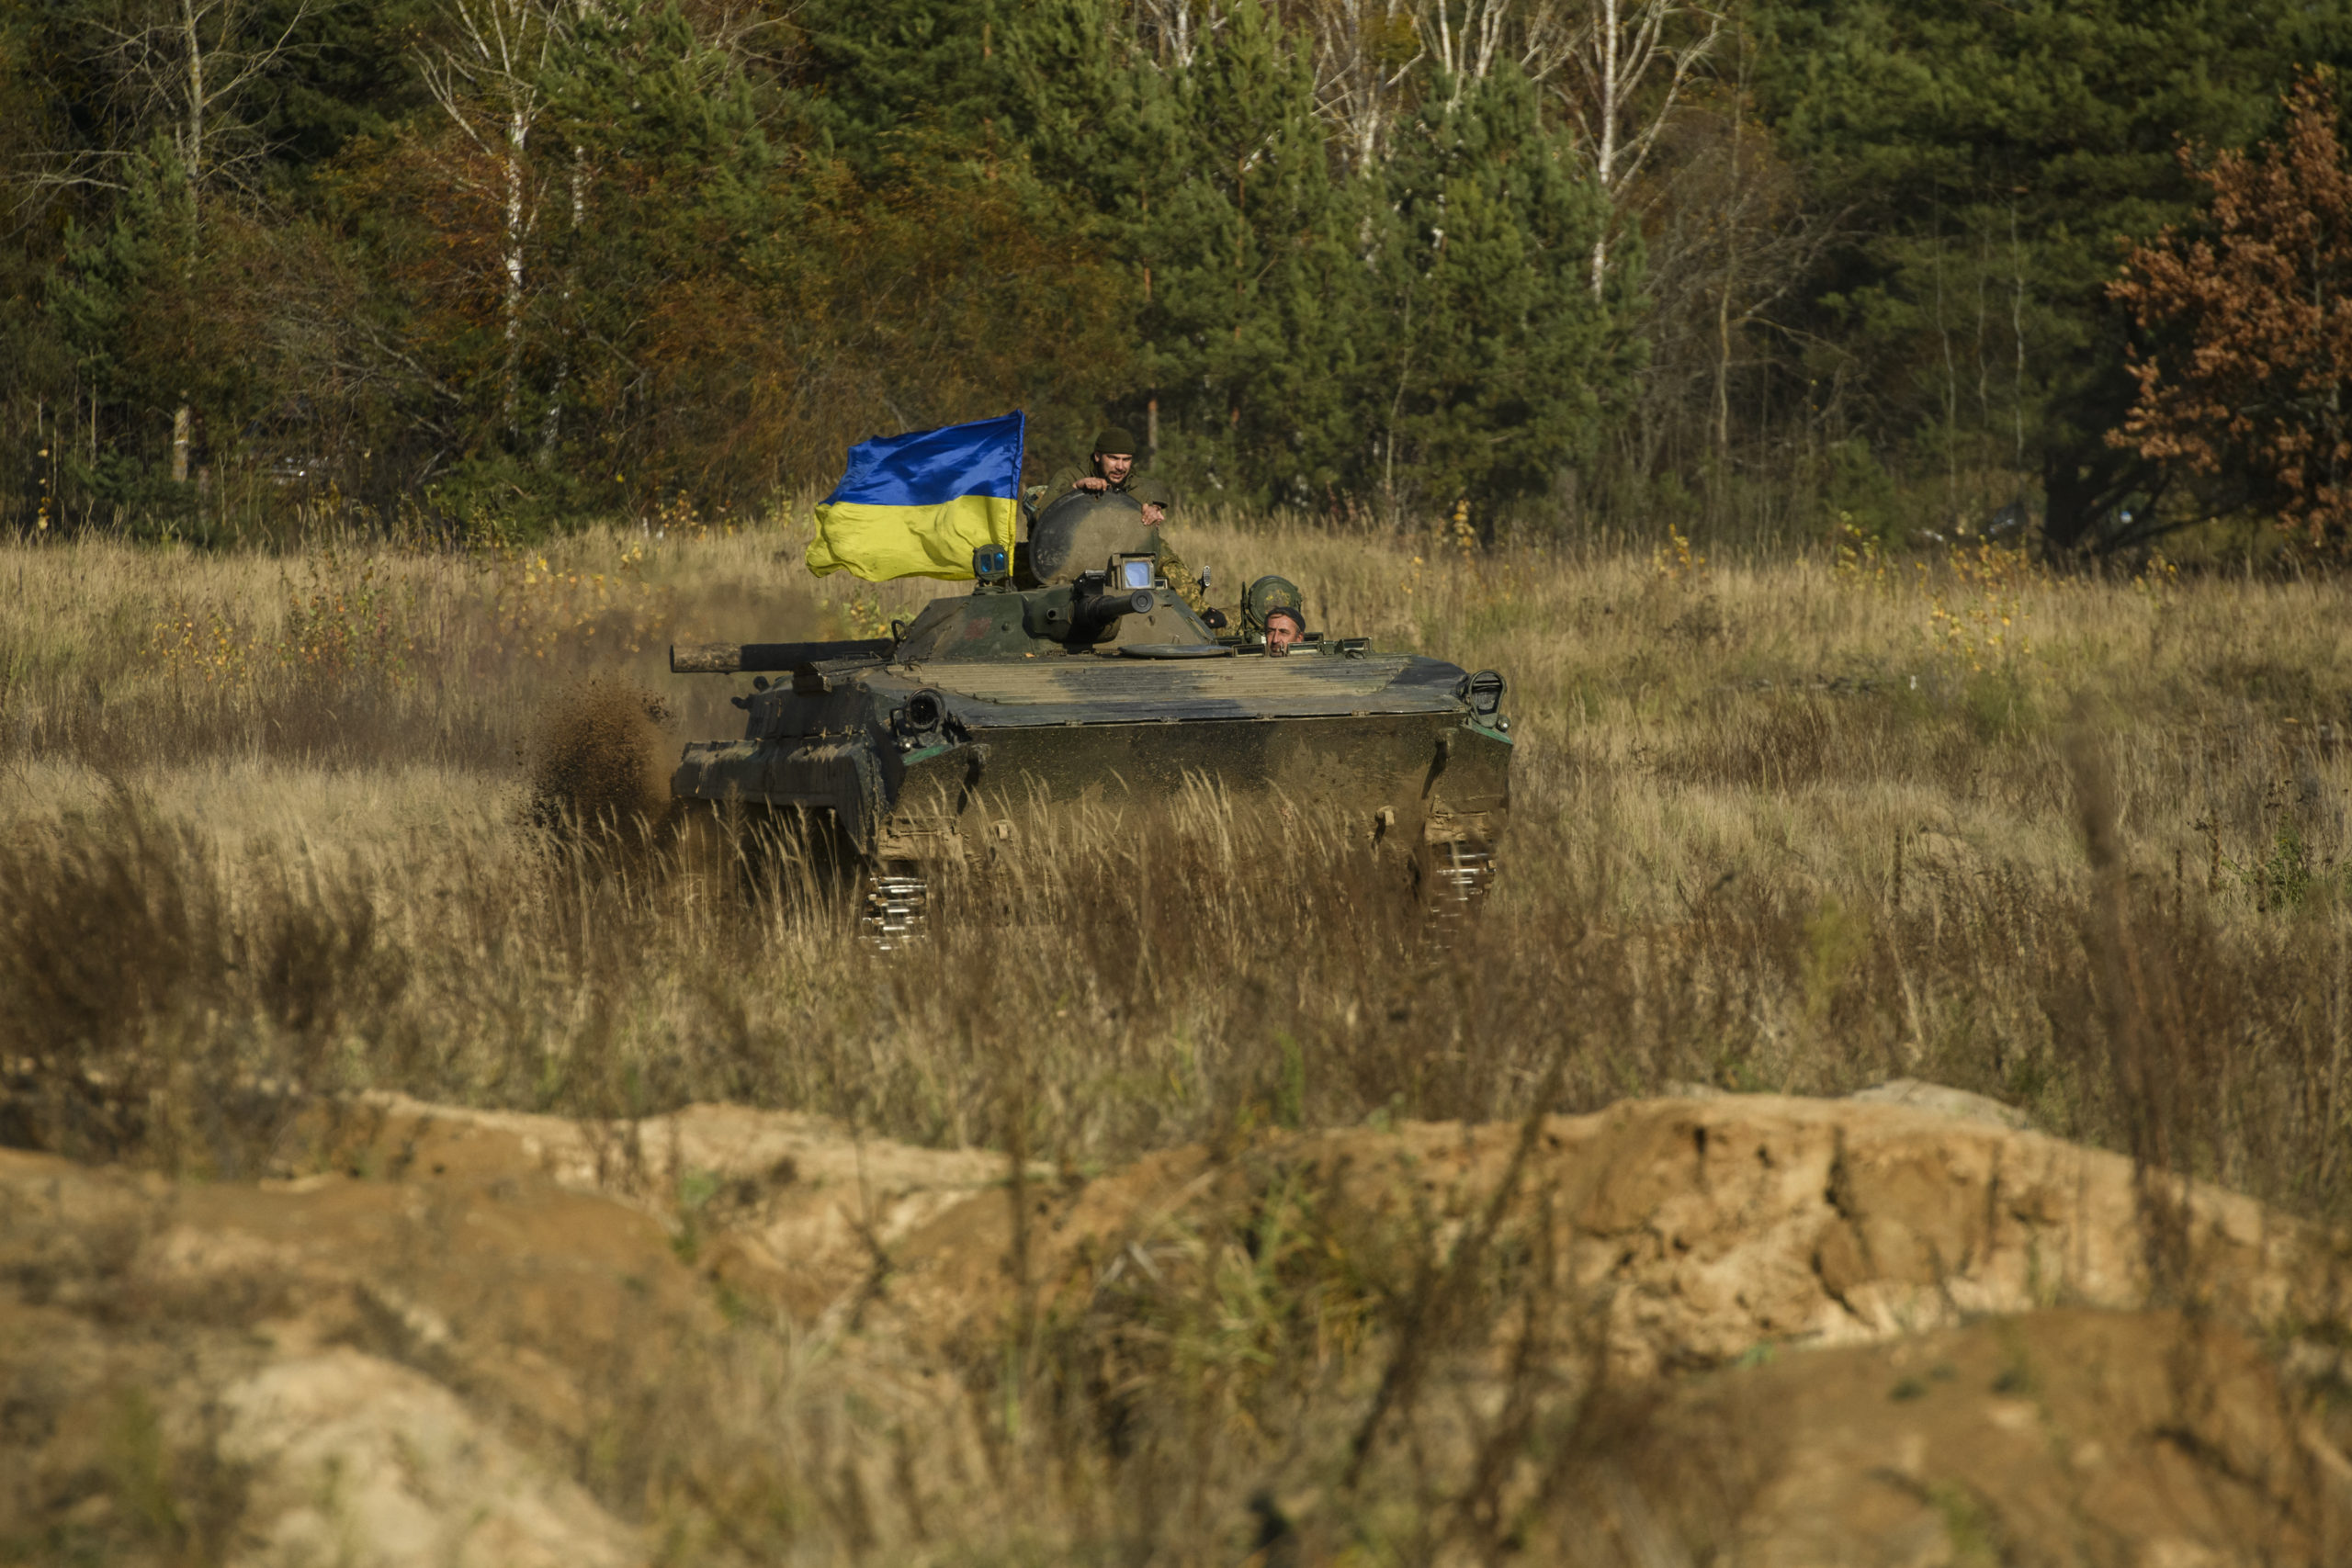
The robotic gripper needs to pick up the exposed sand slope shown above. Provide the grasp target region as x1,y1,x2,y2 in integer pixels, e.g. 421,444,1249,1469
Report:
3,1091,2347,1564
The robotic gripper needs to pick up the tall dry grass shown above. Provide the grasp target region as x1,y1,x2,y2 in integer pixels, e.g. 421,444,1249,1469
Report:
5,511,2346,1208
6,511,2352,1562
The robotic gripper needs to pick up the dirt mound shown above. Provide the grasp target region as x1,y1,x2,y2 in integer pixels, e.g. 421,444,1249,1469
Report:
3,1092,2347,1564
281,1092,1020,1321
0,1136,694,1565
1544,1308,2347,1565
876,1093,2349,1374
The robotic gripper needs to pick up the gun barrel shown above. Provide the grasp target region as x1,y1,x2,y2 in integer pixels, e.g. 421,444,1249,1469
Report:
1072,588,1158,638
670,638,895,674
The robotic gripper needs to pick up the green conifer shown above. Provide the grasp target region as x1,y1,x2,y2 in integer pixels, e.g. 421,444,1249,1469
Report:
1131,0,1361,505
1367,66,1626,523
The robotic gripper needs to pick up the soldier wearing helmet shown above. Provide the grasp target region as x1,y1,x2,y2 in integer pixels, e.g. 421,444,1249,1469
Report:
1055,428,1226,626
1245,575,1307,654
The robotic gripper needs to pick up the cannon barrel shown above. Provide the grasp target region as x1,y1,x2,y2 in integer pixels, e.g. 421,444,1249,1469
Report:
670,638,895,674
1071,588,1158,640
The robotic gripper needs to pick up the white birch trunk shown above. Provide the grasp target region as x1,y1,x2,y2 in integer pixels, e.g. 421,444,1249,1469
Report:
540,153,582,457
421,0,562,439
503,105,526,430
1560,0,1724,297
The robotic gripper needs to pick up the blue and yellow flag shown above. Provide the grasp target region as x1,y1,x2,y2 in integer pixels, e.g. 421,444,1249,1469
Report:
805,412,1025,581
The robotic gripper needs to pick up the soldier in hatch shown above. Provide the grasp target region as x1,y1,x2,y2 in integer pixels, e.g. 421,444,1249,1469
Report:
1052,429,1227,626
1243,575,1307,650
1130,476,1222,624
1068,427,1139,494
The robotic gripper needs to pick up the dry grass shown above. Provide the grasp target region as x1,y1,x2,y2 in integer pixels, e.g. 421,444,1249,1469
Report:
5,510,2346,1194
4,510,2351,1562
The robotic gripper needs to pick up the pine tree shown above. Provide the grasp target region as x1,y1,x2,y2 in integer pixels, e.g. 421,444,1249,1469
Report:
1132,0,1362,505
523,0,780,501
1367,65,1624,523
990,0,1140,195
794,0,1000,173
47,140,242,525
1750,0,2352,549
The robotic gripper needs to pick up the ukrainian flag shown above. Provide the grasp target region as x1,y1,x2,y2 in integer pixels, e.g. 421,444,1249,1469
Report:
805,412,1026,581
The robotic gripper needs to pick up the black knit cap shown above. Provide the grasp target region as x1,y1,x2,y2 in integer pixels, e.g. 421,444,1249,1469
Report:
1261,604,1305,634
1091,427,1140,457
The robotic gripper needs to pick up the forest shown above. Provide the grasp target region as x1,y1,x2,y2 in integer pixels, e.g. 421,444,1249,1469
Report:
6,0,2352,552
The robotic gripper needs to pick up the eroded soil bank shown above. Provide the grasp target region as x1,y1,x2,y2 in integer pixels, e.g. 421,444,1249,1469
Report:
6,1091,2349,1565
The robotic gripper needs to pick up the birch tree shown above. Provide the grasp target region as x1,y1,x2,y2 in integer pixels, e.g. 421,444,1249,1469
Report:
47,0,315,479
1417,0,1521,94
1135,0,1216,67
58,0,317,197
420,0,570,434
1556,0,1724,294
1306,0,1420,172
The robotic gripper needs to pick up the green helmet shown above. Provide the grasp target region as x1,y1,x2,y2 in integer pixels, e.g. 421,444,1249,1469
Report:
1244,575,1305,635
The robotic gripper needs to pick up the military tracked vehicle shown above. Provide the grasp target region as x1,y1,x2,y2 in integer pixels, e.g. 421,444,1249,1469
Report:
668,490,1512,937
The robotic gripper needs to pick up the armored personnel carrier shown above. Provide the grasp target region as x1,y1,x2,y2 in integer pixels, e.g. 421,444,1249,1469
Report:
668,490,1512,937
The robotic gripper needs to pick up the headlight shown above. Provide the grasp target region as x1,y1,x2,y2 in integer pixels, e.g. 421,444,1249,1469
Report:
1460,670,1507,717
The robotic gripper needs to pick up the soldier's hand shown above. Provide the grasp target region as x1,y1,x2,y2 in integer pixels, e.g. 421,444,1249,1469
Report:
1073,477,1108,493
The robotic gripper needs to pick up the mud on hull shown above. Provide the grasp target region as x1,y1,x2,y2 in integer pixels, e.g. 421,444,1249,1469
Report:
673,709,1510,890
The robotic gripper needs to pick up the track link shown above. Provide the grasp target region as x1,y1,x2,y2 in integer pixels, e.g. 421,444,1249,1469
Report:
861,865,929,949
1424,840,1495,919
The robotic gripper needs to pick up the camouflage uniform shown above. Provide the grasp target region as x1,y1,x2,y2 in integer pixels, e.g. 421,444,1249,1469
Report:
1154,536,1216,619
1131,477,1216,620
1026,456,1216,620
1052,470,1133,495
1023,467,1129,537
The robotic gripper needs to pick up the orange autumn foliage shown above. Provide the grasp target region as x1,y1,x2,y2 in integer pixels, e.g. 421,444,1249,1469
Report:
2110,73,2352,549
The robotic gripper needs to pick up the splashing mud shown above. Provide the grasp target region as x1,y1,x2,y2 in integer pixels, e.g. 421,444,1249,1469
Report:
526,678,674,841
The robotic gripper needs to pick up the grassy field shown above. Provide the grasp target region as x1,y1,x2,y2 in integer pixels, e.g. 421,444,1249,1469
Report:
4,507,2347,1214
6,508,2352,1563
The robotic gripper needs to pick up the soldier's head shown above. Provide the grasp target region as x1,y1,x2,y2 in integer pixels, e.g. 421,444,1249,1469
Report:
1263,604,1305,656
1132,476,1174,525
1091,427,1138,487
1244,575,1305,637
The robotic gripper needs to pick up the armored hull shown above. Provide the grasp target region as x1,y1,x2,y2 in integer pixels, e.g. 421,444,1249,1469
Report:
669,493,1512,926
675,647,1509,858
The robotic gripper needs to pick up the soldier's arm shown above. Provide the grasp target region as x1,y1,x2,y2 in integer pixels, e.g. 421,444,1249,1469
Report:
1155,539,1215,618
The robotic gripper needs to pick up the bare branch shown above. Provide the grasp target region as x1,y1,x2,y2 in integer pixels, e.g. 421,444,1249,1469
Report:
1544,0,1727,292
1308,0,1422,171
64,0,322,200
